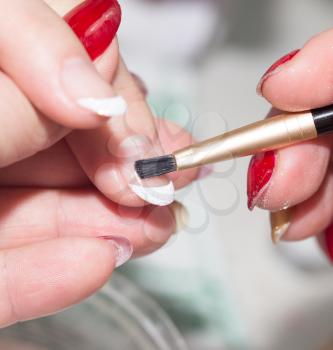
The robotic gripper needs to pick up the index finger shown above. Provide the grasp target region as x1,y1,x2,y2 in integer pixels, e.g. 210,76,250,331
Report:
0,0,124,129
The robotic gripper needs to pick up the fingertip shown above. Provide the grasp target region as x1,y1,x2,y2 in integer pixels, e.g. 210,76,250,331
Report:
259,28,333,111
64,0,122,61
257,49,300,96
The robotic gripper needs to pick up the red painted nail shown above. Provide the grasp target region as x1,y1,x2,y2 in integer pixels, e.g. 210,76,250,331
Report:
65,0,121,60
257,49,300,95
247,151,276,210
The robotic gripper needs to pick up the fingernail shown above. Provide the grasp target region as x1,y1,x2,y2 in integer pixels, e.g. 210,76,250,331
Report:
96,135,175,206
324,224,333,263
129,181,175,207
65,0,122,60
77,96,127,117
257,49,300,95
99,236,133,267
61,57,127,117
247,151,276,210
169,201,189,233
270,209,292,244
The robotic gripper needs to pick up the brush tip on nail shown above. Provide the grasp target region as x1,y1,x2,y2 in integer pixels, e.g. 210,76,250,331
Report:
135,154,177,179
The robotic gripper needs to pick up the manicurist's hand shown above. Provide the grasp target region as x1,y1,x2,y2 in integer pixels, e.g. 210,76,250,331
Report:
0,0,198,328
247,28,333,257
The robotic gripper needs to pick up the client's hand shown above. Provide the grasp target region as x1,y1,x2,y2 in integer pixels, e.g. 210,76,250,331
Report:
0,0,198,327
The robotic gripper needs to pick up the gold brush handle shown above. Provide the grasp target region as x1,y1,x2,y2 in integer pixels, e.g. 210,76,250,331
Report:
175,112,318,170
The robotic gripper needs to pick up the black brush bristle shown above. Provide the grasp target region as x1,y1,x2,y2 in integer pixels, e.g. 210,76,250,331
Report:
135,155,177,179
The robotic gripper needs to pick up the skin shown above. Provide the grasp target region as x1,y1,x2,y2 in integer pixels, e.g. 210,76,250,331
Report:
257,28,333,243
0,0,198,327
4,0,332,328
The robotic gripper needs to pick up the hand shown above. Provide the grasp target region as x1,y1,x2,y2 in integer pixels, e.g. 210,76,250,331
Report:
0,0,197,327
247,28,333,255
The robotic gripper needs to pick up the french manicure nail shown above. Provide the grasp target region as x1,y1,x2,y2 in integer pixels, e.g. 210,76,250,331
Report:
129,182,175,207
99,235,133,267
65,0,122,60
247,151,276,210
107,134,175,206
61,57,127,117
257,49,300,95
324,223,333,263
77,96,127,117
120,135,175,206
169,201,189,233
270,209,291,244
95,135,175,206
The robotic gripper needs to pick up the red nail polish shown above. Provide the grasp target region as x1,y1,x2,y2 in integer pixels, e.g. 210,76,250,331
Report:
324,224,333,263
65,0,121,60
247,151,276,210
257,49,300,95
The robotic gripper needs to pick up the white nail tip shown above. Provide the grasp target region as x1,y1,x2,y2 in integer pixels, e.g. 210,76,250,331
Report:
77,96,127,117
129,181,175,206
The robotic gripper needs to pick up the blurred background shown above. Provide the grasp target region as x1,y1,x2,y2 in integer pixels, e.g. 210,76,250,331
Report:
3,1,333,349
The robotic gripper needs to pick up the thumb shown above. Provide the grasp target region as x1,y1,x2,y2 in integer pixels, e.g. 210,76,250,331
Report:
258,28,333,111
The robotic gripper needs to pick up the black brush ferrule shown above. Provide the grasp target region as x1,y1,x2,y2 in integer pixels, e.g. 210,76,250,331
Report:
312,105,333,135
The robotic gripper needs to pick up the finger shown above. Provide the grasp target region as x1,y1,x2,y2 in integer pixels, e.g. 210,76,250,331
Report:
247,109,332,211
0,140,89,187
48,0,120,82
0,0,123,129
67,62,198,207
0,188,178,255
250,30,333,210
0,1,121,167
0,237,119,327
45,0,82,17
259,28,333,111
0,72,67,167
0,119,198,188
248,30,333,210
271,166,333,242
